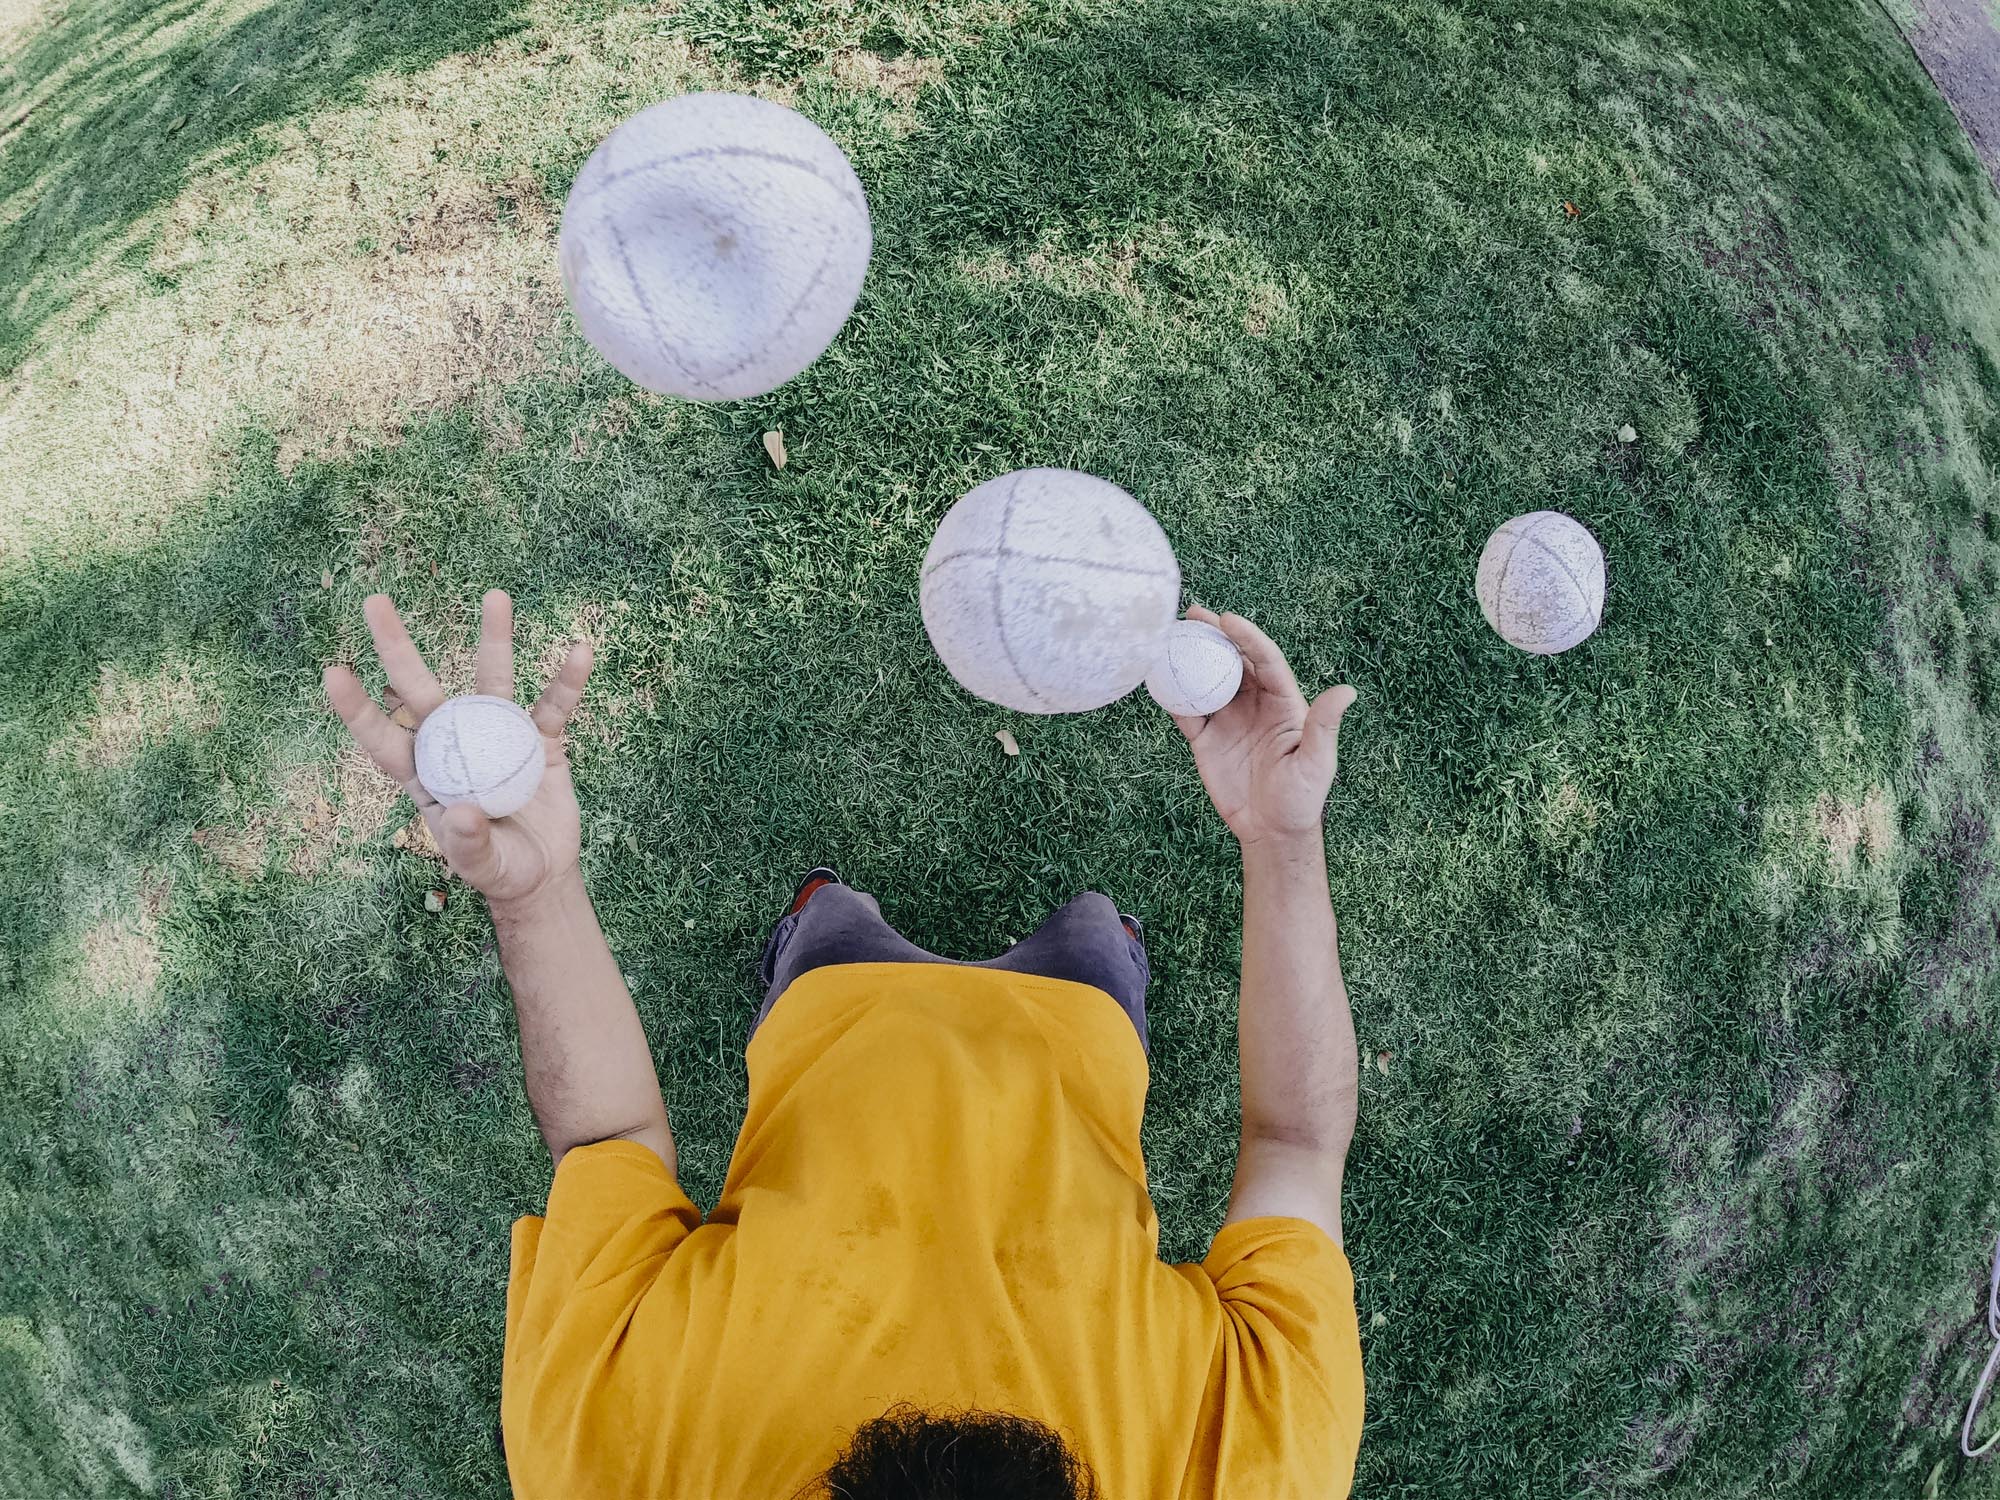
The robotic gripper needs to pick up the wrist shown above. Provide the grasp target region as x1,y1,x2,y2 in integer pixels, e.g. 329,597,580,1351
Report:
1239,827,1326,869
487,864,588,928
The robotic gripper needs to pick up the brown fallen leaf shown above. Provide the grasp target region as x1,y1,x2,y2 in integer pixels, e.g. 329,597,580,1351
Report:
995,729,1020,757
389,705,419,730
1375,1051,1393,1075
762,429,788,469
424,889,447,913
1562,200,1579,218
320,569,334,590
392,818,442,859
429,560,439,577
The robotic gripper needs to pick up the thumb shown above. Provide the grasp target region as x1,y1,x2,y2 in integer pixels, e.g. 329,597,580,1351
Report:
1301,685,1358,781
435,801,504,888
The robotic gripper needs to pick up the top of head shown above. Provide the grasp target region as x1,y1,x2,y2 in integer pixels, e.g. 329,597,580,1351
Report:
559,92,873,402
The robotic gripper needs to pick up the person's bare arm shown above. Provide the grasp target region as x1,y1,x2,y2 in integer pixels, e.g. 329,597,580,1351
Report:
487,874,675,1171
1226,833,1355,1243
1173,608,1358,1245
324,590,675,1174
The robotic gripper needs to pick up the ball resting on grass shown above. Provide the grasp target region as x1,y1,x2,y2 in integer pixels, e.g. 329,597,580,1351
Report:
413,695,545,818
920,468,1182,714
1146,619,1244,717
559,92,873,401
1475,510,1606,655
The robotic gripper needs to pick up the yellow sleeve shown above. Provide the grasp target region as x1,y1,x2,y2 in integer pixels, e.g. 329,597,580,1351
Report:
502,1140,701,1495
1191,1216,1366,1500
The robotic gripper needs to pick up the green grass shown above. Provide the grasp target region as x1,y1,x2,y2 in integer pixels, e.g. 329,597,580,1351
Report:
4,0,2000,1494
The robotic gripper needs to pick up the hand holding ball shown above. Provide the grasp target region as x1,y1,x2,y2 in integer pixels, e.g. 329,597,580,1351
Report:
414,695,546,818
1476,511,1606,654
560,92,872,401
1146,619,1244,717
920,469,1182,713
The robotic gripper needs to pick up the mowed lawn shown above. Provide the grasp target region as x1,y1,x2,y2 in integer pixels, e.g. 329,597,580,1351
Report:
5,0,2000,1494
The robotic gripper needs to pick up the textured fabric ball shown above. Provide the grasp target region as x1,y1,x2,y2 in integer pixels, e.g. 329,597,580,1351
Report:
1145,619,1244,717
559,92,872,401
920,469,1182,714
1475,510,1606,654
413,695,545,817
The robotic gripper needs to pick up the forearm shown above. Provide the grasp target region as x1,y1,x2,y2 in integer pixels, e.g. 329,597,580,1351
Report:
1237,832,1358,1152
489,870,674,1172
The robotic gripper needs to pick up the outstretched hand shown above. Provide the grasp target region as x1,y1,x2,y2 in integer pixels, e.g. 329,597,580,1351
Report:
1171,606,1356,849
323,590,594,906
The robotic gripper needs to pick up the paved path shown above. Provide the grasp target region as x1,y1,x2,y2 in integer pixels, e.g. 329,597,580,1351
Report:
1902,0,2000,187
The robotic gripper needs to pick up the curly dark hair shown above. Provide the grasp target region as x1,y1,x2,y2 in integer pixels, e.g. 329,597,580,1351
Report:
797,1402,1101,1500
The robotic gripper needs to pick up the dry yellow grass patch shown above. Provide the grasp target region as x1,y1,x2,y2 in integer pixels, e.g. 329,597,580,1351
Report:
196,728,435,881
79,907,162,1014
191,811,269,880
955,228,1163,306
1,2,727,558
829,49,942,133
1539,777,1603,849
1240,280,1295,338
0,0,50,54
1815,786,1896,876
57,660,220,770
272,743,412,877
828,49,942,105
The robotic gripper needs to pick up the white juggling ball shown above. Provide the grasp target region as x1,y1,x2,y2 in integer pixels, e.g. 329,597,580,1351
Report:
413,695,545,818
559,92,872,401
1146,619,1244,717
1475,510,1606,655
920,468,1182,714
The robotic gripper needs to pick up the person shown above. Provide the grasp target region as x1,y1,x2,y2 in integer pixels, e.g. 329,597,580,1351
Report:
324,589,1365,1499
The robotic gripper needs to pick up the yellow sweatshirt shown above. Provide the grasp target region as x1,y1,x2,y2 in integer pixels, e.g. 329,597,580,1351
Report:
503,962,1363,1497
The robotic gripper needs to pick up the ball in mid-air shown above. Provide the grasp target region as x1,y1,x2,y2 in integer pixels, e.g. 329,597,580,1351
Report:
920,468,1182,714
1145,619,1244,717
1475,510,1606,655
413,695,545,818
559,92,872,401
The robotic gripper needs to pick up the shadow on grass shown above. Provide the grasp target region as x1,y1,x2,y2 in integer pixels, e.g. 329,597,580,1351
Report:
0,0,1996,1494
0,0,530,373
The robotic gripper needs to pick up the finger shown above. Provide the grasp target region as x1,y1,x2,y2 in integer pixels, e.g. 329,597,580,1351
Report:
530,640,594,737
435,802,505,888
1183,603,1223,627
1302,685,1358,780
363,594,448,719
475,589,516,699
1169,710,1209,745
323,663,418,783
1216,613,1304,708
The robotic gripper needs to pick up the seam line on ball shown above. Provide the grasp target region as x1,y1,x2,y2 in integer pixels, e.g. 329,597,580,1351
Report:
589,146,867,216
923,546,1174,581
704,223,847,387
1520,531,1599,625
991,474,1048,708
446,714,471,798
496,738,542,790
609,222,716,398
